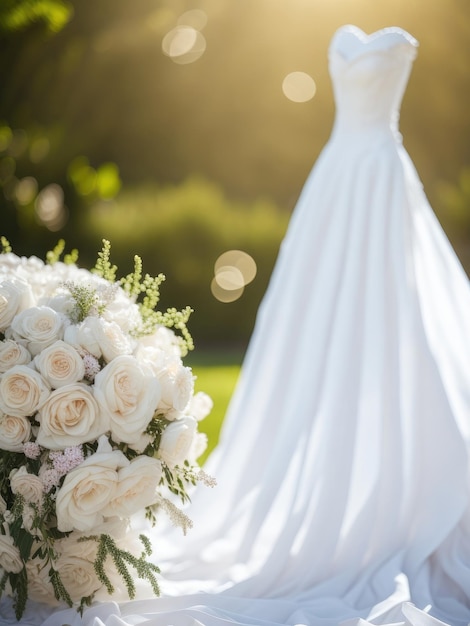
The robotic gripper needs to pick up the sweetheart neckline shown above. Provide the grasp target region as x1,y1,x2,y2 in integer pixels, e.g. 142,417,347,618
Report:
330,25,418,64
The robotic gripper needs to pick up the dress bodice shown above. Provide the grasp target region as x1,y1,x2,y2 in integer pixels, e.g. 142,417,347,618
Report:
328,25,418,140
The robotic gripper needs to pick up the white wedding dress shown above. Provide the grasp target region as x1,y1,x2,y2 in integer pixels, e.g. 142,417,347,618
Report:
5,24,470,626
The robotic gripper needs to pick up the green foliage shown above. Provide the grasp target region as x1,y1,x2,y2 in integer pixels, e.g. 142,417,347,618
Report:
45,238,78,265
0,236,12,253
0,0,72,34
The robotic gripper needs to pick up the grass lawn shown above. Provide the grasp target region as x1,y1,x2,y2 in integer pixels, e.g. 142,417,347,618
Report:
187,348,245,464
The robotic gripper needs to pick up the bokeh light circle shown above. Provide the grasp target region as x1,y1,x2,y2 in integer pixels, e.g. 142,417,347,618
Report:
212,250,257,303
282,72,317,103
162,26,206,64
215,250,257,285
211,277,244,303
214,266,245,291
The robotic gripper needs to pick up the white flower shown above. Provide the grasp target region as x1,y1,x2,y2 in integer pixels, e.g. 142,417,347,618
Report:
188,391,213,421
0,340,31,373
0,534,23,573
36,383,108,449
0,278,33,332
157,361,194,417
10,306,64,356
102,288,141,334
138,326,182,357
64,316,133,363
55,553,102,602
9,466,43,505
0,365,50,417
26,557,58,605
34,340,85,388
188,431,208,464
158,416,198,469
105,456,162,518
55,436,128,532
93,355,161,447
0,413,31,452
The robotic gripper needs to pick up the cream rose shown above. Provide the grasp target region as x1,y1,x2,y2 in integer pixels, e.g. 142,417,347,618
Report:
55,554,102,602
64,316,133,363
0,365,50,417
0,534,23,573
0,413,31,452
26,557,58,605
105,456,162,518
9,466,43,505
0,278,33,332
0,340,31,373
34,340,85,388
36,383,108,449
188,391,213,421
157,361,194,417
55,436,128,532
93,355,161,447
158,416,197,469
10,306,64,356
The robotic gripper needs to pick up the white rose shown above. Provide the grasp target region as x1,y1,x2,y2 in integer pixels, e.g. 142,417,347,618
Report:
188,431,208,464
34,340,85,388
188,391,213,421
102,288,141,334
9,466,43,505
55,553,102,602
157,361,194,416
158,416,197,469
105,456,162,518
138,326,182,357
0,534,23,573
55,436,128,532
64,316,133,363
94,355,161,447
0,413,31,451
0,278,34,332
10,306,64,356
36,383,108,449
21,504,42,537
0,340,31,373
26,557,58,605
0,365,50,417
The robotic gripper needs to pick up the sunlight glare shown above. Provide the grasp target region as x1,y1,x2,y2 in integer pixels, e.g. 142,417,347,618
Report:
211,277,244,303
282,72,317,103
35,184,67,231
215,250,257,285
162,26,206,64
214,266,245,291
212,250,257,303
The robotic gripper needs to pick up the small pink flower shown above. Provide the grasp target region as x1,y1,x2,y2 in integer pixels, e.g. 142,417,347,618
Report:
23,442,41,459
41,468,61,492
50,446,84,476
82,353,101,381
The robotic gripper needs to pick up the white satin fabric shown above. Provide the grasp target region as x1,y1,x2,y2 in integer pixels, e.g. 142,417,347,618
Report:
5,25,470,626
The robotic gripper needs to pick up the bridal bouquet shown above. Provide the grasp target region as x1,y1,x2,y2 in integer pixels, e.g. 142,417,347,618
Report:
0,238,214,619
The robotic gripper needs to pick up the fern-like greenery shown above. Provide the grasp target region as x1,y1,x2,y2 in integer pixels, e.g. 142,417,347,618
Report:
79,534,160,599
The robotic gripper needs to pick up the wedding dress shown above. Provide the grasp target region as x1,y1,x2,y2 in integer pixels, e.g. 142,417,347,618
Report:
6,24,470,626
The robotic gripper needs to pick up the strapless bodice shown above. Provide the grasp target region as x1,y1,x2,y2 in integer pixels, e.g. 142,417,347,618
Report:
328,25,419,140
